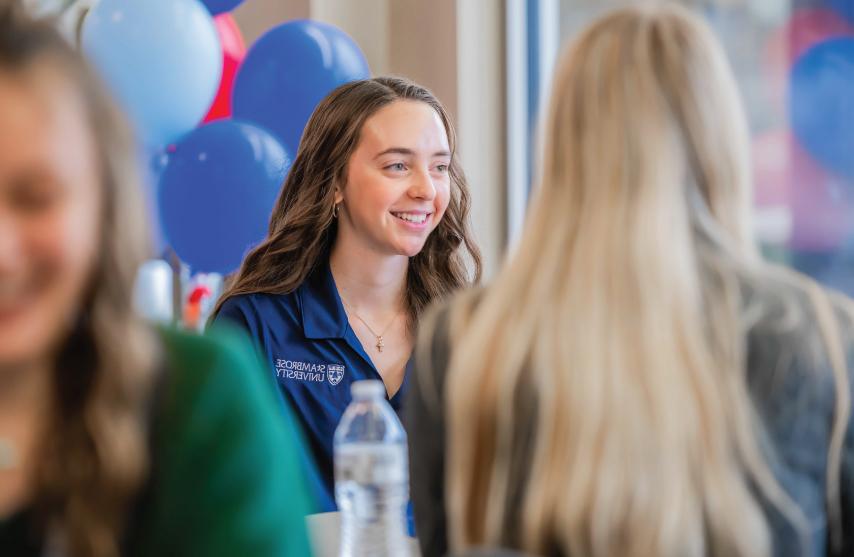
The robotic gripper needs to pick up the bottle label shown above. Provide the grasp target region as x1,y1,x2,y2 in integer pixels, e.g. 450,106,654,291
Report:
335,444,409,485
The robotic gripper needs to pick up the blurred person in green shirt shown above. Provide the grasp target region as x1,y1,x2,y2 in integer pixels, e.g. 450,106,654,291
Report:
0,3,314,556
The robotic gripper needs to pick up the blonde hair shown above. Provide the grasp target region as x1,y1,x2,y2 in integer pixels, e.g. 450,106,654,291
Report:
438,4,851,556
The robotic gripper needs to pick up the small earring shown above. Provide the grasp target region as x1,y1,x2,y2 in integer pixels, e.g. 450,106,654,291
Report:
333,203,340,218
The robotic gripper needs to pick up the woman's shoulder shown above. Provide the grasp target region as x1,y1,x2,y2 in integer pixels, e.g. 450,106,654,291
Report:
156,325,278,416
149,325,311,503
217,291,299,317
743,266,854,364
159,324,254,368
743,267,854,431
413,288,485,399
131,326,313,555
213,291,301,334
420,287,484,349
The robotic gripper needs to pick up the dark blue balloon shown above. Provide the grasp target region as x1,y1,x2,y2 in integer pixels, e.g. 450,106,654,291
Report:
830,0,854,25
790,37,854,180
232,20,370,154
201,0,244,15
158,120,290,274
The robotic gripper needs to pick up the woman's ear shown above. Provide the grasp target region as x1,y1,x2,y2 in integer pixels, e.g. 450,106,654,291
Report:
333,185,344,205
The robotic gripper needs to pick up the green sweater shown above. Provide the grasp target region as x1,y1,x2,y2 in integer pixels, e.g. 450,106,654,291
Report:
0,326,314,556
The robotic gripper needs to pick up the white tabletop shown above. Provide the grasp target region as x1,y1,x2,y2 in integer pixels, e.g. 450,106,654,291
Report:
306,512,422,557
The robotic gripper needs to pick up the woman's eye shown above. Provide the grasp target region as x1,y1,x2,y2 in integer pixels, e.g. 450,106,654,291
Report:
12,189,57,213
436,164,449,173
9,177,62,214
385,162,406,172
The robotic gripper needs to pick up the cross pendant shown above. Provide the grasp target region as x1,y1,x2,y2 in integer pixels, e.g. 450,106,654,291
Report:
376,336,384,352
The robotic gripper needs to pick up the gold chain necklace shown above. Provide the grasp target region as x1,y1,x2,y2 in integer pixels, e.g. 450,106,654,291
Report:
339,298,399,353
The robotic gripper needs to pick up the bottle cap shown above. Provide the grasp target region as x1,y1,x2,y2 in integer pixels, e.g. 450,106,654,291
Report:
351,380,385,399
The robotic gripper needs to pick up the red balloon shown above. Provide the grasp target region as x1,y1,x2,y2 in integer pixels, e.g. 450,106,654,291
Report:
202,14,246,123
753,129,853,251
763,8,854,113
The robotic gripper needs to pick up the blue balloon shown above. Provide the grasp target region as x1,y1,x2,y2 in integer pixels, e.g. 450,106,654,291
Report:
158,121,290,274
82,0,222,148
232,20,370,154
201,0,244,15
790,37,854,180
830,0,854,25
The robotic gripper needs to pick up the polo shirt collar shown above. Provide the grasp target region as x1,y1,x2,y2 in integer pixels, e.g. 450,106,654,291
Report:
296,260,349,340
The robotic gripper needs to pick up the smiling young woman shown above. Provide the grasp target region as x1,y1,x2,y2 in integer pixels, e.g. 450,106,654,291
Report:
211,76,482,511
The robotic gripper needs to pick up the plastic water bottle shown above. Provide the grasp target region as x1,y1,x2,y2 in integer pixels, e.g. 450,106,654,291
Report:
334,380,411,557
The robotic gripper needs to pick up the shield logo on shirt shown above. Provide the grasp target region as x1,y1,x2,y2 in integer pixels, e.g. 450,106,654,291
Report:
327,364,345,386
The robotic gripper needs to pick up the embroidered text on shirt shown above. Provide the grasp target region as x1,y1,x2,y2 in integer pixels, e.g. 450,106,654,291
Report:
274,358,346,386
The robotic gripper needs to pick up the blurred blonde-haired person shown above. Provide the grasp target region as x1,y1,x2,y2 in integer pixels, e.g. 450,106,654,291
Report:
408,4,853,557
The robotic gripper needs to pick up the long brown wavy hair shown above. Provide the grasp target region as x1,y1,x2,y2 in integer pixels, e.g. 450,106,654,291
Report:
215,76,482,325
1,3,159,556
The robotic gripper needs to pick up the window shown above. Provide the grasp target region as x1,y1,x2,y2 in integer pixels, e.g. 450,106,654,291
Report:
515,0,854,293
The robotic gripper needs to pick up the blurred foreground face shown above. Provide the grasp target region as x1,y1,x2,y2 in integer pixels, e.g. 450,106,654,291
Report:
0,68,100,369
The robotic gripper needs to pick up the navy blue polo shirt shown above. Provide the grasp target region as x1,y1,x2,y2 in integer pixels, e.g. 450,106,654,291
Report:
213,260,412,512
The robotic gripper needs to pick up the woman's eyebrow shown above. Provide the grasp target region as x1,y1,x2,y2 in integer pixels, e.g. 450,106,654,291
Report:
373,147,451,159
374,147,414,159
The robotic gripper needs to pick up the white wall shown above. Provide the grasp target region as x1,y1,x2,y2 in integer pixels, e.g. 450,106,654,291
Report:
312,0,390,75
456,0,506,278
232,0,309,43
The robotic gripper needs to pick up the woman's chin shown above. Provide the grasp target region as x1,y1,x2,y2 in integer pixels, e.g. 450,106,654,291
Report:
394,242,428,258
